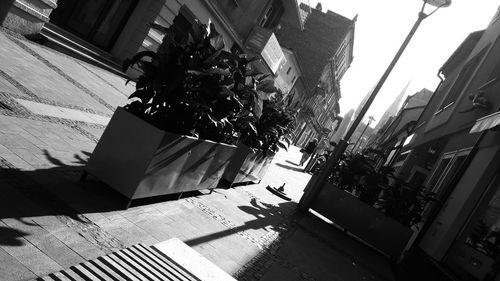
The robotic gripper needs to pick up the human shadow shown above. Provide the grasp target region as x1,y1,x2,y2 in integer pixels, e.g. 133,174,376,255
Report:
285,160,300,166
275,163,304,172
185,198,298,247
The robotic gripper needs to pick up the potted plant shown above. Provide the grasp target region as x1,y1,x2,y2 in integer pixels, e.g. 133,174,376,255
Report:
83,18,261,206
308,149,433,260
222,98,295,185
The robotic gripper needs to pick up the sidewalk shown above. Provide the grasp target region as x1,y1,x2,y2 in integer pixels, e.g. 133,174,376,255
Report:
0,28,397,281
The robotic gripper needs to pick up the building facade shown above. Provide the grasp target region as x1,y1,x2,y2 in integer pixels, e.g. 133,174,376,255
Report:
1,0,304,77
395,5,500,280
275,4,356,147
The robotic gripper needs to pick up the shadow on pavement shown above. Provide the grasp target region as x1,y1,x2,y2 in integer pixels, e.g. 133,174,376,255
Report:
185,198,296,247
275,163,304,172
0,149,206,246
233,210,400,281
284,159,300,166
0,226,29,246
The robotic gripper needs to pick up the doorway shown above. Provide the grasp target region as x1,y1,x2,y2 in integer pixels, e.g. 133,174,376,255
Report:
444,172,500,280
50,0,138,51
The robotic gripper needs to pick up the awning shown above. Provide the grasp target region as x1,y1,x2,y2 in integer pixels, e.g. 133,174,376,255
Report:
470,111,500,133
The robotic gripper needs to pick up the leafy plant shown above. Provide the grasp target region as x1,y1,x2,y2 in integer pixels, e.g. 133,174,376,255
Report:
123,19,257,144
331,152,390,204
329,150,434,226
122,15,295,153
241,99,295,155
123,14,295,152
375,179,436,227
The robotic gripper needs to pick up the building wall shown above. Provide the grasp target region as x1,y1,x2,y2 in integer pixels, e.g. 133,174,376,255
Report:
419,137,500,260
424,16,500,138
275,47,301,96
1,0,56,35
411,7,500,273
111,0,164,62
209,0,269,40
133,1,239,55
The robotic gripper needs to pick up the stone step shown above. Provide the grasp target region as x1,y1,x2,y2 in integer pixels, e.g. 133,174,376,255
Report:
39,23,128,79
34,243,200,281
34,238,237,281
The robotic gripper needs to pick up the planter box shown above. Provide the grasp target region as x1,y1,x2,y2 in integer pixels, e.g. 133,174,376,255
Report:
310,179,414,260
222,144,275,185
85,107,236,204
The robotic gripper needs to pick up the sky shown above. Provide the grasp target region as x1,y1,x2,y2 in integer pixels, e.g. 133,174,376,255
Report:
310,0,500,126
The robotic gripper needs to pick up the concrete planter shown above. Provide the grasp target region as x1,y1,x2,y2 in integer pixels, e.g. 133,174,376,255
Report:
310,179,414,260
85,107,236,205
222,144,275,185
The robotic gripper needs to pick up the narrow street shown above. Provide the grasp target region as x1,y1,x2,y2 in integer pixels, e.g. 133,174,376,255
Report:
0,28,399,281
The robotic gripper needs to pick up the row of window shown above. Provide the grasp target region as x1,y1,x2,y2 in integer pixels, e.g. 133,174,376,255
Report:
436,39,500,113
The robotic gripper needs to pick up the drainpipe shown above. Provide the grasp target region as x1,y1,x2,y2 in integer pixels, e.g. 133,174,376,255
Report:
405,70,447,249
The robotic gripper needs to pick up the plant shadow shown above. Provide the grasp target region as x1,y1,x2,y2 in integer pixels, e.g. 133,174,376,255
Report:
0,149,208,246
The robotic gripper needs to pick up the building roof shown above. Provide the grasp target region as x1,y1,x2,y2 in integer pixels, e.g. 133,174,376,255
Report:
440,30,484,78
275,7,354,93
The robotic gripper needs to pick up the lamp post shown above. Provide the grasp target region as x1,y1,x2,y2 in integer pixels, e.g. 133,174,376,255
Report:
350,116,375,153
298,0,451,212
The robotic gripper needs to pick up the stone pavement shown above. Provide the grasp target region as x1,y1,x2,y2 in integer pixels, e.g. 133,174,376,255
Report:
0,28,401,281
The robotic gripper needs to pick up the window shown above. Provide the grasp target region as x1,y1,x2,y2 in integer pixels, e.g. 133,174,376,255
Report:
259,0,284,29
438,47,488,110
291,76,296,84
426,149,470,197
286,66,292,75
395,150,411,163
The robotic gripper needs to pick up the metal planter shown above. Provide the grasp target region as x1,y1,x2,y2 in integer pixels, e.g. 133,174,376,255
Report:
222,144,275,185
85,107,236,205
309,178,414,260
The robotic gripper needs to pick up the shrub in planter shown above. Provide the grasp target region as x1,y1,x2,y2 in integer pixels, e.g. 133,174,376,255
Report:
123,21,249,143
223,98,296,185
85,18,278,204
329,150,433,227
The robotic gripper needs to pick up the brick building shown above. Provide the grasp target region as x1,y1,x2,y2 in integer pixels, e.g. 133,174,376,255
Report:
275,4,356,147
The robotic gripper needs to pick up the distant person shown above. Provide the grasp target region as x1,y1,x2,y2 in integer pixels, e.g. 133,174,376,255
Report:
300,139,317,166
315,138,330,155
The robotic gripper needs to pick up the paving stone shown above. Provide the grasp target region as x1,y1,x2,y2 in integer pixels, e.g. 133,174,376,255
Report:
0,143,11,154
18,130,50,147
0,33,110,113
51,228,105,260
0,247,36,281
0,236,63,277
0,76,25,97
76,60,135,97
24,42,127,109
1,153,34,170
8,148,49,167
32,234,85,269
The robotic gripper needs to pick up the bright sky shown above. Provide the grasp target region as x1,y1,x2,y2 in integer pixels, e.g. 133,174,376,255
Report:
310,0,499,126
